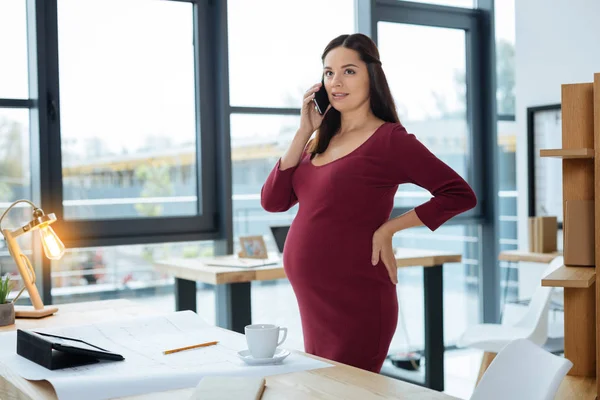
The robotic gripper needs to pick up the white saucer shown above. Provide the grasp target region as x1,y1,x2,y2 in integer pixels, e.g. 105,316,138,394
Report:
237,348,291,365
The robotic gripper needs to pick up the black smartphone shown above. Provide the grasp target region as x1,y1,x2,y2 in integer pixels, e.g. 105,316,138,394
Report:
313,82,330,115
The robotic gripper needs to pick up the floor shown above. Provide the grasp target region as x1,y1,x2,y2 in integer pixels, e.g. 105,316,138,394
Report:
134,284,485,399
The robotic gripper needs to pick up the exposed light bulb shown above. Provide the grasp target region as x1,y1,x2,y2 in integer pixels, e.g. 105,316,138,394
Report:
39,225,65,260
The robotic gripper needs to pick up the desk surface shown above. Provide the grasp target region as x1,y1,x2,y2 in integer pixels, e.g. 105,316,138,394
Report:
498,250,562,264
0,299,458,400
154,247,462,285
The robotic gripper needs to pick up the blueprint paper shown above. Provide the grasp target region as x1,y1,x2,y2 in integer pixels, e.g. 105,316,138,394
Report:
0,311,332,400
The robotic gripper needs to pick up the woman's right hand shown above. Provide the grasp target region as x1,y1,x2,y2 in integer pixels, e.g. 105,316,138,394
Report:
298,82,330,137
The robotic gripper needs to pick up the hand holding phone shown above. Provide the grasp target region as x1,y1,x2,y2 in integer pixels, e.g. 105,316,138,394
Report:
313,83,330,115
299,81,330,137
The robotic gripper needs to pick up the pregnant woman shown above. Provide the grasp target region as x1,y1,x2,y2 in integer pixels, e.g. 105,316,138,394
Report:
260,33,477,373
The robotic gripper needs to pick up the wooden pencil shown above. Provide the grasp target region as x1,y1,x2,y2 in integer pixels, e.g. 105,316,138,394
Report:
163,341,219,355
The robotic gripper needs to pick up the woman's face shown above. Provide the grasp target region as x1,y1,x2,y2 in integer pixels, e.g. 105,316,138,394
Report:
322,47,370,114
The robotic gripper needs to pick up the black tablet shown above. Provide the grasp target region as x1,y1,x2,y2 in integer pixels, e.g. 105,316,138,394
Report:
21,330,124,361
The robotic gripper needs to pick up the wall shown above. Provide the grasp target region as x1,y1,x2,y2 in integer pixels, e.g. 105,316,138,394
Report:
515,0,600,250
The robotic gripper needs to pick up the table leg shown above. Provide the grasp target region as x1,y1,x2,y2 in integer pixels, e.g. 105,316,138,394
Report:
424,264,444,391
175,278,197,312
216,282,252,334
499,260,513,322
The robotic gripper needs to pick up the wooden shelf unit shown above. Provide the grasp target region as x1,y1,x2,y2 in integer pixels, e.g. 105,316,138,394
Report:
538,77,600,392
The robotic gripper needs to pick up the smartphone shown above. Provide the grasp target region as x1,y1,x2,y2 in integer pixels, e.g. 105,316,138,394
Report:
313,82,330,115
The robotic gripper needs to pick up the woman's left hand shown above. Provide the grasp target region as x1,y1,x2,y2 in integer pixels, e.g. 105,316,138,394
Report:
371,227,398,284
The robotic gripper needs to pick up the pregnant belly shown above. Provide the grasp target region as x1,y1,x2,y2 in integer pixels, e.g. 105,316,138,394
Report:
282,218,386,286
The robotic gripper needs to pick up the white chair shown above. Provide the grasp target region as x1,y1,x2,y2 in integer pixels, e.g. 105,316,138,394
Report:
457,256,564,382
470,338,573,400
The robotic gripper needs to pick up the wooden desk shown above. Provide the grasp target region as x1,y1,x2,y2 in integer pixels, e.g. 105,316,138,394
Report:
154,247,462,392
497,250,564,319
0,300,459,400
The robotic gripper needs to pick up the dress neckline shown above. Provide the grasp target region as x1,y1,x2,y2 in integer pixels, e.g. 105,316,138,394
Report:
309,122,390,168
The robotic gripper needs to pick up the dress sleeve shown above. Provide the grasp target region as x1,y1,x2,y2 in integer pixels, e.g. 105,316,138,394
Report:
386,124,477,231
260,158,300,212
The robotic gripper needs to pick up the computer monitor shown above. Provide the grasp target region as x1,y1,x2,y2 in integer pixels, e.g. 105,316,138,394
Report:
269,225,290,254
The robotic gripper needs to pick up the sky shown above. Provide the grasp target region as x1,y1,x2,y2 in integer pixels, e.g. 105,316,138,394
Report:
0,0,515,155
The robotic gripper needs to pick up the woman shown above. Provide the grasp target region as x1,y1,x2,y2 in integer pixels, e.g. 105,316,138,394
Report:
260,33,476,373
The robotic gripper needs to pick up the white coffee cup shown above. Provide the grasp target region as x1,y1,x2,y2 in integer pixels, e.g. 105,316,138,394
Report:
244,324,288,359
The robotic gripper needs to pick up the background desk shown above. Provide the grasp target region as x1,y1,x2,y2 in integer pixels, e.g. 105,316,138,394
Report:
498,250,562,264
498,250,564,315
0,299,459,400
154,247,461,392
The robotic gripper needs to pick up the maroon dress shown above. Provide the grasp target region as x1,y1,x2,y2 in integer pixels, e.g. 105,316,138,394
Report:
260,122,476,372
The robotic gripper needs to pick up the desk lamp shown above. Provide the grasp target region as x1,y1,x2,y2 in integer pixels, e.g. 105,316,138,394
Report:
0,199,64,318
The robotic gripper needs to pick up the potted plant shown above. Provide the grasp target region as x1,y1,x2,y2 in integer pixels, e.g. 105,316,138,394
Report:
0,274,15,327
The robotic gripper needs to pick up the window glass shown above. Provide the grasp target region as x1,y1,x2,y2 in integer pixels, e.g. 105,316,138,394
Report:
0,1,29,99
495,0,516,115
57,0,198,220
378,22,469,209
0,109,32,291
227,0,355,108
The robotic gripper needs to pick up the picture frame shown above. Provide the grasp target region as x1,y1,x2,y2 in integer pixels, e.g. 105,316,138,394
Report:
238,235,268,259
527,103,563,228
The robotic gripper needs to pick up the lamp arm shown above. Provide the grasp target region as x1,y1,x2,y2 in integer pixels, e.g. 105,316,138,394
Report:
0,199,38,236
11,253,35,303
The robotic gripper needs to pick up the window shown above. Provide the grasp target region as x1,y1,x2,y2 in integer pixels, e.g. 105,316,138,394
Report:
394,224,479,347
495,0,516,116
0,109,32,286
0,2,33,299
0,1,29,99
57,0,198,220
371,2,486,363
230,113,301,248
0,110,31,207
228,0,355,109
377,22,470,210
50,241,217,325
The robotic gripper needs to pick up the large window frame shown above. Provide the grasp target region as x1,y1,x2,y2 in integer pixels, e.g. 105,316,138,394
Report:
357,0,501,325
31,0,227,249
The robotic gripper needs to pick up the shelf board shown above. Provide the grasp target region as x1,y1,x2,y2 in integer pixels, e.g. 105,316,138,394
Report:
542,265,596,288
539,148,594,158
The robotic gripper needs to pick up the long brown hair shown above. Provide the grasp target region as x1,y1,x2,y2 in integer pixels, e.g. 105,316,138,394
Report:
309,33,400,156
